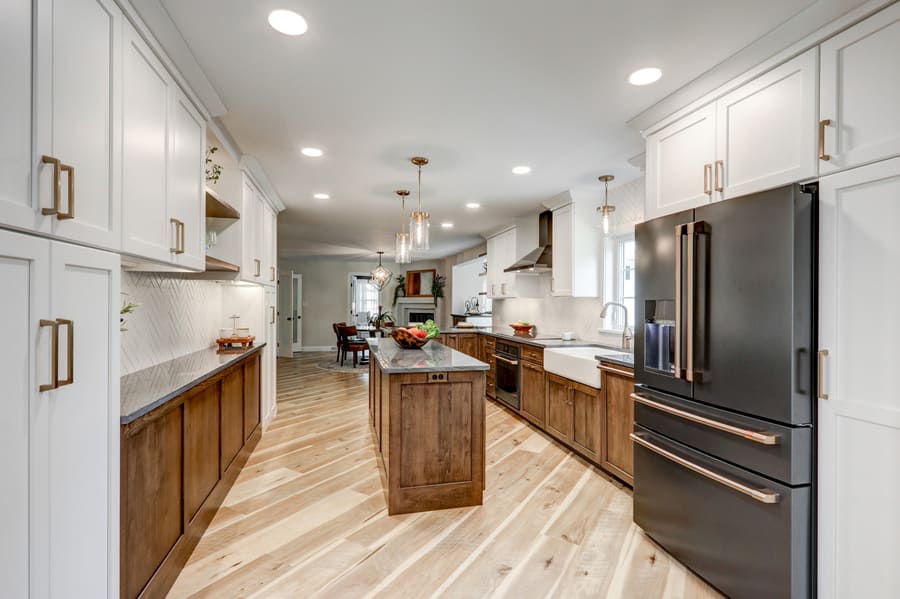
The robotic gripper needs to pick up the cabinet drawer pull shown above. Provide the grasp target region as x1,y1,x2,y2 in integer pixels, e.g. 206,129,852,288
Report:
819,119,831,161
254,259,261,277
270,306,275,324
598,364,633,378
631,432,780,504
817,349,829,400
630,393,778,445
703,163,712,195
39,319,59,391
714,160,724,193
56,319,74,387
41,155,61,216
270,266,276,281
170,219,185,254
58,164,75,220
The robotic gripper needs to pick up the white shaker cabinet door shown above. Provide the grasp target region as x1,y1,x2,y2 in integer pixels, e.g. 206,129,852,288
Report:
645,103,716,220
715,48,817,200
0,0,42,232
818,157,900,599
241,178,260,283
262,202,276,285
820,2,900,174
169,90,206,271
0,230,51,599
551,204,573,296
35,0,122,250
121,22,171,263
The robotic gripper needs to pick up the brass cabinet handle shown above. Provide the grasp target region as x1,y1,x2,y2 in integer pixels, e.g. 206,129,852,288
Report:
41,155,61,215
703,163,712,195
631,393,779,445
56,319,74,387
270,306,276,324
179,219,185,254
58,164,75,220
522,361,542,372
170,219,185,254
819,119,831,161
674,224,686,379
714,160,724,193
254,259,261,277
817,349,829,400
270,266,275,282
631,432,781,504
39,319,59,391
598,364,634,378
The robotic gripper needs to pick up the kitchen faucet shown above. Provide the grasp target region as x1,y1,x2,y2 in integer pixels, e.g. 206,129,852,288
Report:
600,302,632,350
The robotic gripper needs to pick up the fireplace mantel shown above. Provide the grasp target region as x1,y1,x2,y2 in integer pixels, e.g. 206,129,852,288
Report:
394,297,436,325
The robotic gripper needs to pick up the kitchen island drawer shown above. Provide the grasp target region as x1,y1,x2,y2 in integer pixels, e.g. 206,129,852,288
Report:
633,425,810,599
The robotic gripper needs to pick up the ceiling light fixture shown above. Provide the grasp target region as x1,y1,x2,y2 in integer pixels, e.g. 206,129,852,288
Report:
512,165,531,175
441,222,454,228
313,193,330,200
370,251,392,290
466,202,480,209
628,67,662,86
394,189,412,265
267,10,308,36
409,156,430,251
596,175,616,236
301,147,323,157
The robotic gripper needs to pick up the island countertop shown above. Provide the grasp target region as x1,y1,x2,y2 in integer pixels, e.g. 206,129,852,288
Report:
121,343,265,424
367,337,489,373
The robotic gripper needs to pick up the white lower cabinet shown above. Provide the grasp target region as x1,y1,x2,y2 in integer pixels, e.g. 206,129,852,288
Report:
0,228,119,598
818,157,900,599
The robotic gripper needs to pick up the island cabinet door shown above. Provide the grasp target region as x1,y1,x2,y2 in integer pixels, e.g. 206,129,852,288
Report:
457,334,479,357
184,383,221,522
221,366,245,472
520,361,546,426
571,382,602,463
545,374,573,444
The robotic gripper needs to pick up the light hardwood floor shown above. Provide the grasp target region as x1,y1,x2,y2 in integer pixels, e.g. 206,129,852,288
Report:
168,352,722,598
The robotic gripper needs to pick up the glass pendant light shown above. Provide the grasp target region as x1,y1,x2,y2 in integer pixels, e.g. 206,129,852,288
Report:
597,174,616,236
370,251,392,291
394,189,412,264
409,156,430,250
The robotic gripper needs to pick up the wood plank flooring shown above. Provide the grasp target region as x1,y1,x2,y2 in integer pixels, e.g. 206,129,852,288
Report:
168,352,722,598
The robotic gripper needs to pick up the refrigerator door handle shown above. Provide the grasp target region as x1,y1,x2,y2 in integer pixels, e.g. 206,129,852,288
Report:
631,432,781,504
674,224,687,379
686,221,708,383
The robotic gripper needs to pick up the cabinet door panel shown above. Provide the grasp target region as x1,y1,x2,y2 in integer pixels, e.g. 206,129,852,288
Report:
42,0,121,249
241,178,260,283
0,0,38,231
457,334,478,357
551,205,573,296
545,376,572,442
169,91,205,270
602,369,634,482
572,385,601,461
121,23,171,262
245,348,261,438
645,103,715,219
716,49,817,200
184,384,220,521
820,3,900,173
818,157,900,599
221,367,244,471
520,361,545,426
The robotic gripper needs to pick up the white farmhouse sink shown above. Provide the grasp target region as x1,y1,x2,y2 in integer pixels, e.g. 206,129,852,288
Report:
544,347,624,389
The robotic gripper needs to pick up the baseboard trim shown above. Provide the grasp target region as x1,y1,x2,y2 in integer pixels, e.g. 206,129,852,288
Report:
299,346,334,352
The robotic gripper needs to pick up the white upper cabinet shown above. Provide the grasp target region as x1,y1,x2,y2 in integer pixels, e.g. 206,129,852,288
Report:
715,49,818,200
551,201,603,298
168,90,205,271
262,202,277,285
486,227,517,299
645,103,716,219
0,0,37,231
121,23,171,262
819,2,900,174
241,175,265,284
35,0,122,250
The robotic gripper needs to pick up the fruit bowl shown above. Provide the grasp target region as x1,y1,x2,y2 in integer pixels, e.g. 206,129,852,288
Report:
391,328,430,349
509,322,535,334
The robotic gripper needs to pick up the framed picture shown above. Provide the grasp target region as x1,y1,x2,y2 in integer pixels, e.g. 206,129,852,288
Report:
406,269,435,297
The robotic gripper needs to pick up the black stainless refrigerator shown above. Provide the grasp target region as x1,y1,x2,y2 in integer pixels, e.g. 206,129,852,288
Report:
633,183,816,599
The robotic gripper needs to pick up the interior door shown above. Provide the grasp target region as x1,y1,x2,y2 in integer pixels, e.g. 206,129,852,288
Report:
0,230,50,599
292,273,303,353
634,208,694,398
818,157,900,598
692,184,814,425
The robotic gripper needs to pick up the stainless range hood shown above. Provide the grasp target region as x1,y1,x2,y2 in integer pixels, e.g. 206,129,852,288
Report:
504,210,552,273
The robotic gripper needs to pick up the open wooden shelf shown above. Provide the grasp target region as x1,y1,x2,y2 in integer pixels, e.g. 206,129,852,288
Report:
205,255,240,273
205,187,240,219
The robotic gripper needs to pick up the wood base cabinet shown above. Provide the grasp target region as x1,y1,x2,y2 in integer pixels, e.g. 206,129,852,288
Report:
545,373,602,463
520,359,546,426
121,351,261,599
599,362,635,485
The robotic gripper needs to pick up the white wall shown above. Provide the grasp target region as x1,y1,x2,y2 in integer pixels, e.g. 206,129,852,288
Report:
452,257,487,314
492,177,645,345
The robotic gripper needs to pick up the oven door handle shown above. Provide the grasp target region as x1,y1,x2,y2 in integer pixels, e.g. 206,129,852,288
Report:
495,355,519,366
630,432,780,504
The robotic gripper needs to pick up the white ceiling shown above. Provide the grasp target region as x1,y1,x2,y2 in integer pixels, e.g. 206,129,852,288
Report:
160,0,816,259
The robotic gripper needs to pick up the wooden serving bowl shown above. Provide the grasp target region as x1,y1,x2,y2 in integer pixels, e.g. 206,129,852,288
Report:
509,323,535,334
391,328,430,349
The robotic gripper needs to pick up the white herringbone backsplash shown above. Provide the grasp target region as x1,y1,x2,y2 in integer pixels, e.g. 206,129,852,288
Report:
121,272,224,375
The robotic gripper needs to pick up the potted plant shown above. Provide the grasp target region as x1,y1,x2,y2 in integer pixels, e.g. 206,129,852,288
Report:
369,308,395,329
431,273,446,306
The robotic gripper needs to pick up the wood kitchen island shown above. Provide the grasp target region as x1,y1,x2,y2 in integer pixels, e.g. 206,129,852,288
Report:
368,337,489,515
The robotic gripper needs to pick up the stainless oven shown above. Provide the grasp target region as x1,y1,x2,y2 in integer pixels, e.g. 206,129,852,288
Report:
494,341,520,410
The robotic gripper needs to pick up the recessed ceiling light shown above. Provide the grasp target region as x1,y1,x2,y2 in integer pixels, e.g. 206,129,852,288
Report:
465,202,480,209
301,147,323,157
313,193,329,200
628,67,662,86
512,165,531,175
441,222,454,228
268,10,308,36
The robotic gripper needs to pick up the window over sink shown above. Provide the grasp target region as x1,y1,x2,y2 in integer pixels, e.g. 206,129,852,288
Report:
603,233,635,330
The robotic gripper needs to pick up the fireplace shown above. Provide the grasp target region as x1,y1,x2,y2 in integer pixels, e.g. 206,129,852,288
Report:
409,311,435,323
396,298,437,325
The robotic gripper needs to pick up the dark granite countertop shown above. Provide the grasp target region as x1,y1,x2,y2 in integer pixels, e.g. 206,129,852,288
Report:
367,337,489,374
121,343,265,424
595,352,635,369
